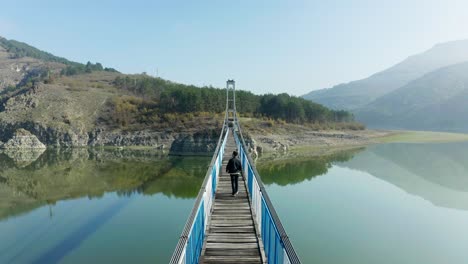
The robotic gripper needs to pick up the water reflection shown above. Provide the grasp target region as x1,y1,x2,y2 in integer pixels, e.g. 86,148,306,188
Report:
0,148,209,221
258,142,468,211
257,148,362,186
1,148,46,168
341,142,468,210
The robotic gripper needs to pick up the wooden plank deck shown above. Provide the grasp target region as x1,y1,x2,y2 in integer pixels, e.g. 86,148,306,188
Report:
199,133,265,264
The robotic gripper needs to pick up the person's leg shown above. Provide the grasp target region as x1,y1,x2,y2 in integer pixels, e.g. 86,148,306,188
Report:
230,174,235,195
234,174,239,194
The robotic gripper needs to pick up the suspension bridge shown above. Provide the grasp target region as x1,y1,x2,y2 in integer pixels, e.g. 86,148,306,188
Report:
170,80,301,264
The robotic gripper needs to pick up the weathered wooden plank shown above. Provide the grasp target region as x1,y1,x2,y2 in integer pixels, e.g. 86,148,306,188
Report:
210,224,254,228
209,227,255,234
207,233,257,237
213,206,250,211
213,204,248,207
210,221,253,225
214,202,249,205
204,248,261,256
213,207,251,211
213,201,249,204
210,218,253,222
210,220,253,224
214,195,248,199
214,196,249,200
210,214,252,218
202,259,261,264
203,255,261,260
206,238,258,243
207,238,258,243
202,255,262,264
213,205,249,207
212,211,252,215
211,214,252,218
213,201,247,205
206,243,259,250
207,235,257,239
202,256,261,262
213,201,247,203
211,219,253,223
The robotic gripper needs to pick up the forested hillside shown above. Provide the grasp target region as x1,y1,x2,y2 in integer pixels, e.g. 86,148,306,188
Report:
0,36,362,147
110,75,356,129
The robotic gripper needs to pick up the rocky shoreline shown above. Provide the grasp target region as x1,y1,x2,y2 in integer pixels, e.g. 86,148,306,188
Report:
0,124,389,161
0,125,222,155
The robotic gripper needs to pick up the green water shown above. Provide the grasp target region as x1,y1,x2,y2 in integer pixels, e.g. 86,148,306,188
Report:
0,148,210,263
258,142,468,264
3,143,468,264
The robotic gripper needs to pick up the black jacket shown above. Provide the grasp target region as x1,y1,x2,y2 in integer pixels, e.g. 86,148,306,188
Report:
226,157,242,174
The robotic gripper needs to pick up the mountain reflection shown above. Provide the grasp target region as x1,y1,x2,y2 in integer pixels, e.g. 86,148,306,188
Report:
257,142,468,211
0,148,209,220
340,142,468,211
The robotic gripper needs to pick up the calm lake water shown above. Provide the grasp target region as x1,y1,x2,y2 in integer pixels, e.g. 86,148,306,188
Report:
258,142,468,264
2,142,468,263
0,148,210,264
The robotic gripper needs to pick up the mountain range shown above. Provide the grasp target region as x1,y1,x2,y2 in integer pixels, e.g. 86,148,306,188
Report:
303,40,468,132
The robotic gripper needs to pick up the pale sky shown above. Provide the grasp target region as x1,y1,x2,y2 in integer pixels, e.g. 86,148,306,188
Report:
1,0,468,95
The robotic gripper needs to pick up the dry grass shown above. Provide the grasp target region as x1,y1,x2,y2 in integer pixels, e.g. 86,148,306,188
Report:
378,130,468,143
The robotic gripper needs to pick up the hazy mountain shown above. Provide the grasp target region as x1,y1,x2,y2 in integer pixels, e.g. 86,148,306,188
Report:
356,61,468,131
303,39,468,110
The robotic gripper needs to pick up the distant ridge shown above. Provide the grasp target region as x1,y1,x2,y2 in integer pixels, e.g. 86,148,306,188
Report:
303,39,468,110
356,61,468,131
0,37,80,66
303,39,468,132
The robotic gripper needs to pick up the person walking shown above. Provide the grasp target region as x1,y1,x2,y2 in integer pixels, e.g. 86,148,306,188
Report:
226,150,242,196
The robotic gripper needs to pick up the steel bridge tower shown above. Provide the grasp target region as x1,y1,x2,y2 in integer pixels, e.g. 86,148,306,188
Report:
225,79,238,131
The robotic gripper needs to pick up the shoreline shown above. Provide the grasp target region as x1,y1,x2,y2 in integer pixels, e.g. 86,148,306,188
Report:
3,127,468,157
245,128,468,161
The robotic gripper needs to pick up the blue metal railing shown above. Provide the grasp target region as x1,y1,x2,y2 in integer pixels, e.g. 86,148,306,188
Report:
170,128,229,264
234,130,301,264
171,120,301,264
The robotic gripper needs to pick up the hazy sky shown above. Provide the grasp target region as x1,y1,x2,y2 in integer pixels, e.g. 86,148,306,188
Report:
1,0,468,95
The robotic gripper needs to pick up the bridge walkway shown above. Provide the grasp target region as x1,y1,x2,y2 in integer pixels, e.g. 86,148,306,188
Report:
199,132,264,263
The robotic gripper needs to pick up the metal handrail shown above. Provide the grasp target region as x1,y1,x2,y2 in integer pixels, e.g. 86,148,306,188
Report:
169,124,229,264
235,121,301,264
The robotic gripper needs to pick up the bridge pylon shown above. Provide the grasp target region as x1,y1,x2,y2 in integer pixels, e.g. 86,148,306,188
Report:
225,79,238,132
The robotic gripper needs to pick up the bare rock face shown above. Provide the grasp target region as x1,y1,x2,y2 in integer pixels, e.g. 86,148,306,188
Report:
1,129,46,149
169,130,219,155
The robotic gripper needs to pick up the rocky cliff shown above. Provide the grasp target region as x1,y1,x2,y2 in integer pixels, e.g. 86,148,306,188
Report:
169,130,220,155
1,128,46,149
